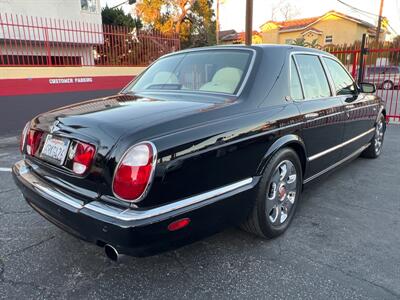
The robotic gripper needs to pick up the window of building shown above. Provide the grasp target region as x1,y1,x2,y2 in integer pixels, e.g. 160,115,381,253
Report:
290,58,303,100
81,0,97,13
325,35,333,43
294,54,331,99
323,57,356,95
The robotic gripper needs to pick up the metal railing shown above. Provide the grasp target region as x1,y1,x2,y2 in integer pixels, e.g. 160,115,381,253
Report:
327,39,400,123
0,12,180,67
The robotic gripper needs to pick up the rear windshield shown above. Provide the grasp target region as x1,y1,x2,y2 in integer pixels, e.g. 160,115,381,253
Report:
124,49,253,95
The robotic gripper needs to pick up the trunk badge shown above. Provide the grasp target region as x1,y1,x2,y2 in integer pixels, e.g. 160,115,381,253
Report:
50,120,60,133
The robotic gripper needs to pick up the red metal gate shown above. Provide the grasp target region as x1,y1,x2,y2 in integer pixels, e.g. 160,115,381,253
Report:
327,39,400,123
0,12,180,67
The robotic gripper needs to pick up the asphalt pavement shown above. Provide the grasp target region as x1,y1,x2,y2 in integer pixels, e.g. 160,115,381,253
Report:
0,124,399,299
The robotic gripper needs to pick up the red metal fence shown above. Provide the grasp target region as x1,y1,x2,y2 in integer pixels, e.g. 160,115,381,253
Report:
327,41,400,123
0,12,180,67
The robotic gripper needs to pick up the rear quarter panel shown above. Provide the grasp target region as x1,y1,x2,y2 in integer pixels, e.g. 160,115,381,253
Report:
140,103,303,207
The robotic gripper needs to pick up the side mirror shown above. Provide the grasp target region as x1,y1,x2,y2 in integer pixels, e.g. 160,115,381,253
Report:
359,82,376,93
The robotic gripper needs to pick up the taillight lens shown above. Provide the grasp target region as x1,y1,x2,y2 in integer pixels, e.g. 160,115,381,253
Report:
70,141,96,175
20,122,30,153
26,129,43,156
112,142,156,202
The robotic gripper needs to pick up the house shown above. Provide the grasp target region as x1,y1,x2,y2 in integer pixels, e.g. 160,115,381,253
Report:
219,30,262,44
0,0,103,65
260,10,388,46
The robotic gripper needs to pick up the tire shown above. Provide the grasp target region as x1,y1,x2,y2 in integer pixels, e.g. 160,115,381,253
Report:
361,114,386,158
382,80,394,90
241,148,302,239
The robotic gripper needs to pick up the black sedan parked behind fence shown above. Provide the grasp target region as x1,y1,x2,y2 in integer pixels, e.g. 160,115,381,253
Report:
13,45,386,260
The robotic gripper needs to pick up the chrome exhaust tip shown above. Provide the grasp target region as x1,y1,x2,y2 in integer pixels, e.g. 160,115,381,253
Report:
104,244,120,262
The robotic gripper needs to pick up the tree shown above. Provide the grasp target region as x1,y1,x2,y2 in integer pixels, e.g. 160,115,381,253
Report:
291,38,306,47
181,0,216,48
306,39,321,49
271,0,300,21
101,6,142,28
136,0,195,34
135,0,216,48
291,38,321,49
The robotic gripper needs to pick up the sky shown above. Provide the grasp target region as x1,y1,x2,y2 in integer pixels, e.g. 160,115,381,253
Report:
100,0,400,37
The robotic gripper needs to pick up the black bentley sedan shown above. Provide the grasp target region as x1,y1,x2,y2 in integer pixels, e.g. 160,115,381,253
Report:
13,45,386,260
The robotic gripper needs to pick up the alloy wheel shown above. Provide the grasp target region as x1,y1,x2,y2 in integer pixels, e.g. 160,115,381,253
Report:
382,81,393,90
266,160,298,225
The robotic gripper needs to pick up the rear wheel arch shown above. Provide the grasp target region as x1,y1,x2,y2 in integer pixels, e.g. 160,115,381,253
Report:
257,134,307,177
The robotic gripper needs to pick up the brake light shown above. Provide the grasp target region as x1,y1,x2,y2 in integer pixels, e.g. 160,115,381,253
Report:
26,129,43,156
70,141,95,175
20,122,30,153
112,142,156,202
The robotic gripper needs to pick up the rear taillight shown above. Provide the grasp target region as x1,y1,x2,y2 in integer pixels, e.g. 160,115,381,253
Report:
70,141,96,175
112,142,156,202
20,122,30,153
26,129,44,156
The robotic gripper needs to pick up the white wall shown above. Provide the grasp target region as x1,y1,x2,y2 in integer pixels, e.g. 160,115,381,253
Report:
0,0,103,44
0,0,102,24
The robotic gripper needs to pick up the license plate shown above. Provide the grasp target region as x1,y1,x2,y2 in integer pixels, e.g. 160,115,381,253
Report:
40,135,70,165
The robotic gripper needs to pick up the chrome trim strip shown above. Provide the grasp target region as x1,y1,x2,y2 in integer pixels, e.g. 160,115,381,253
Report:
13,160,254,223
308,128,374,161
35,184,83,210
304,143,370,184
13,162,84,211
304,111,344,123
346,103,379,112
85,177,254,222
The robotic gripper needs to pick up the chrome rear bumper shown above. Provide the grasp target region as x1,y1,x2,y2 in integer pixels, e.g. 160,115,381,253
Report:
13,160,255,225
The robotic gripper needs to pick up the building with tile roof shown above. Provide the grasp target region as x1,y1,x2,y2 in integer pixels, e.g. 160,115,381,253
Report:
260,10,388,46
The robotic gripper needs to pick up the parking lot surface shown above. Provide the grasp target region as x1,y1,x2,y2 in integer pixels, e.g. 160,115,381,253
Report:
0,126,399,299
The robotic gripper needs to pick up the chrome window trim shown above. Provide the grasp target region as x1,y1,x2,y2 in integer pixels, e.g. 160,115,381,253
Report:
13,160,254,223
321,56,358,97
289,50,359,102
304,143,370,184
289,56,305,100
290,51,334,102
308,127,374,161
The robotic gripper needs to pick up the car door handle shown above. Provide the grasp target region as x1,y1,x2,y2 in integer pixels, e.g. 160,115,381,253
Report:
304,113,319,120
345,104,355,109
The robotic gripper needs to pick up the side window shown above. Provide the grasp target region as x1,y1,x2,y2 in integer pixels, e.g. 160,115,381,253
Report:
323,57,356,95
295,54,331,99
290,58,303,100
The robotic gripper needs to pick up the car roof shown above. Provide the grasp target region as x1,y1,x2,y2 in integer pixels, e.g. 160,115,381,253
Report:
166,44,335,58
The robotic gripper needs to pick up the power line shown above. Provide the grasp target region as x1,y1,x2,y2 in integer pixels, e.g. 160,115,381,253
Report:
351,4,398,35
337,0,398,36
336,0,379,17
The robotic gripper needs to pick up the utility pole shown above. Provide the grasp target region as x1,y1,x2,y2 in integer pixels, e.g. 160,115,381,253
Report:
375,0,384,44
216,0,220,45
245,0,253,45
